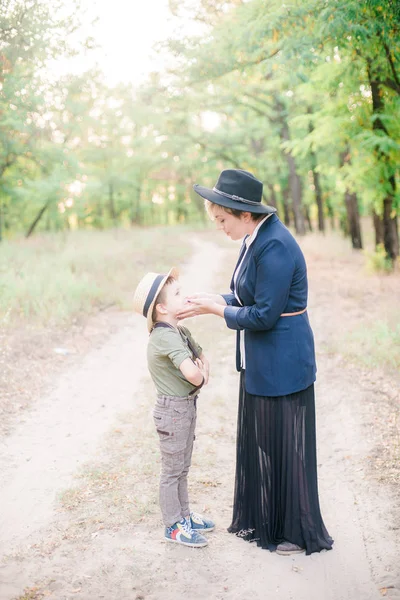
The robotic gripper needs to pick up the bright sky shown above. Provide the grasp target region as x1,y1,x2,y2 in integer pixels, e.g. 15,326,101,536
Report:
48,1,221,129
54,0,198,86
90,0,175,85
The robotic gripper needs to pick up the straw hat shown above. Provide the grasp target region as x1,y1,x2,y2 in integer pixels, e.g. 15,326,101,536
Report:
133,267,179,332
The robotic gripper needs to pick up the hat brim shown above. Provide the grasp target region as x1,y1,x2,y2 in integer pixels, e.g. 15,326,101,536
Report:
146,266,179,332
193,184,276,215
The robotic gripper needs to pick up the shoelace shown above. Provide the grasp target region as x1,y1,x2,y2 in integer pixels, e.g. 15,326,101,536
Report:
190,512,203,523
166,518,193,535
181,518,194,535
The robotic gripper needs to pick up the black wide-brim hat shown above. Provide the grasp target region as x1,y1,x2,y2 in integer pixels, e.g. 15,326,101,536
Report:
193,169,276,215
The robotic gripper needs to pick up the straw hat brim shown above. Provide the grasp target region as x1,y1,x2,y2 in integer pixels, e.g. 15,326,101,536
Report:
133,267,179,332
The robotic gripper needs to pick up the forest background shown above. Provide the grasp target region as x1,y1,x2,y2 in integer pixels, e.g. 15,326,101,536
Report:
1,4,400,597
1,0,399,261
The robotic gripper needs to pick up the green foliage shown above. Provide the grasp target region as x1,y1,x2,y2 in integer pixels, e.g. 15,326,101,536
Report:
365,243,397,272
0,0,399,260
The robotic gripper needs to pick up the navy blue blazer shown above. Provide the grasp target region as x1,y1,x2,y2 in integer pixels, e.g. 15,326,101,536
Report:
222,215,316,397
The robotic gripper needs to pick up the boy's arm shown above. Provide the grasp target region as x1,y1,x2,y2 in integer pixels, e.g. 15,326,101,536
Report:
179,357,206,387
182,328,209,385
199,352,209,385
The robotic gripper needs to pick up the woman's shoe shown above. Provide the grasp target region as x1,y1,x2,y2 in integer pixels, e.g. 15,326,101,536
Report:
276,541,305,555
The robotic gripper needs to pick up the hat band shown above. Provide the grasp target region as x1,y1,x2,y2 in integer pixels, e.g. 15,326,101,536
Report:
213,187,260,206
143,274,164,318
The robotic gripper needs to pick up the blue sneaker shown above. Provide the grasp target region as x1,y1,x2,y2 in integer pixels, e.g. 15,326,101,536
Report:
165,518,208,547
186,512,215,533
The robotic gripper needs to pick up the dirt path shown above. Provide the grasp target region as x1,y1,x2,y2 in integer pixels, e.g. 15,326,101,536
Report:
0,237,399,600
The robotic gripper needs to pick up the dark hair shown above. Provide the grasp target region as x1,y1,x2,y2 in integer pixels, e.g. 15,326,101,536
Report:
151,275,175,323
226,206,263,222
204,199,264,222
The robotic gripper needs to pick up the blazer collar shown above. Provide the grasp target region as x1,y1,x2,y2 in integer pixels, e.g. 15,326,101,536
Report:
233,214,279,277
245,213,273,249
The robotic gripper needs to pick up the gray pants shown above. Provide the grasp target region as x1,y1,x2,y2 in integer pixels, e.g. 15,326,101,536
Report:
153,394,197,527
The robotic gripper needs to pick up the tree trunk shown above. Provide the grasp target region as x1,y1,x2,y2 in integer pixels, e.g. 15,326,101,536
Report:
281,123,305,235
304,204,313,232
96,199,104,229
282,187,290,226
324,195,335,230
276,98,305,235
307,108,325,232
383,185,399,260
176,191,187,222
25,200,51,238
368,64,399,260
373,210,384,246
0,161,15,242
340,150,363,249
267,184,277,208
313,167,324,232
130,183,142,225
345,191,363,249
108,181,117,223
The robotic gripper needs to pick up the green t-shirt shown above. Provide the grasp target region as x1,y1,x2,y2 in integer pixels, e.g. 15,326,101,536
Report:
147,324,203,397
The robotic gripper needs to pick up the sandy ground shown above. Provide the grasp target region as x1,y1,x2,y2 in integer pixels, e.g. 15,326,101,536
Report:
0,235,399,600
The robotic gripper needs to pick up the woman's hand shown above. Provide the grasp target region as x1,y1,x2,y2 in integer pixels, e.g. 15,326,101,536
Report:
177,297,225,320
184,293,227,306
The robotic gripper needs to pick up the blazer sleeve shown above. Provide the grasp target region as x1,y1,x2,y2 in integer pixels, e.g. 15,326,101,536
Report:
224,239,295,331
220,293,241,307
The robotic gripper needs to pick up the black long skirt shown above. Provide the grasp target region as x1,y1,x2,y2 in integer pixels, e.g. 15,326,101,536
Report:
228,372,333,555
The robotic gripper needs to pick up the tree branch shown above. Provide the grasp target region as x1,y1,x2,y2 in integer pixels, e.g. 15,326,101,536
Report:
382,41,400,88
243,92,276,112
235,101,268,118
184,48,281,86
191,138,242,169
381,78,400,96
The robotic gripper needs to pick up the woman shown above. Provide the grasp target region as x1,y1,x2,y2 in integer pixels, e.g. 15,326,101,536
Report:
177,168,333,556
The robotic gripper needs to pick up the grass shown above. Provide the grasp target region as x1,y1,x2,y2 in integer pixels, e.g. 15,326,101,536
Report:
343,319,400,371
0,226,196,328
365,243,398,274
13,586,50,600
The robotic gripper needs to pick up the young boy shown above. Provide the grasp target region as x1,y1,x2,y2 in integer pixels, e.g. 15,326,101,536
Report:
133,267,215,547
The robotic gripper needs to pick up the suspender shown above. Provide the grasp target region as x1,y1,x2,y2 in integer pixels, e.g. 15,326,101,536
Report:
178,328,202,362
151,322,203,394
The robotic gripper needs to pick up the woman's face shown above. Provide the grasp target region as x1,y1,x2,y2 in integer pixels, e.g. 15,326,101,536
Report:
213,206,248,240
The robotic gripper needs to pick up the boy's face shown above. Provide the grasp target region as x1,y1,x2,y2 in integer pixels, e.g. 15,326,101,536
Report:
160,279,185,319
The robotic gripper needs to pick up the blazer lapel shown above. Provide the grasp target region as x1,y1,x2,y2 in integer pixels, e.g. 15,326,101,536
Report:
234,216,276,302
230,236,248,290
234,238,253,307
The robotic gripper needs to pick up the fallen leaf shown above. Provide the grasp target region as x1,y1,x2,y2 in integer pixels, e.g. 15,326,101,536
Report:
292,565,303,573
